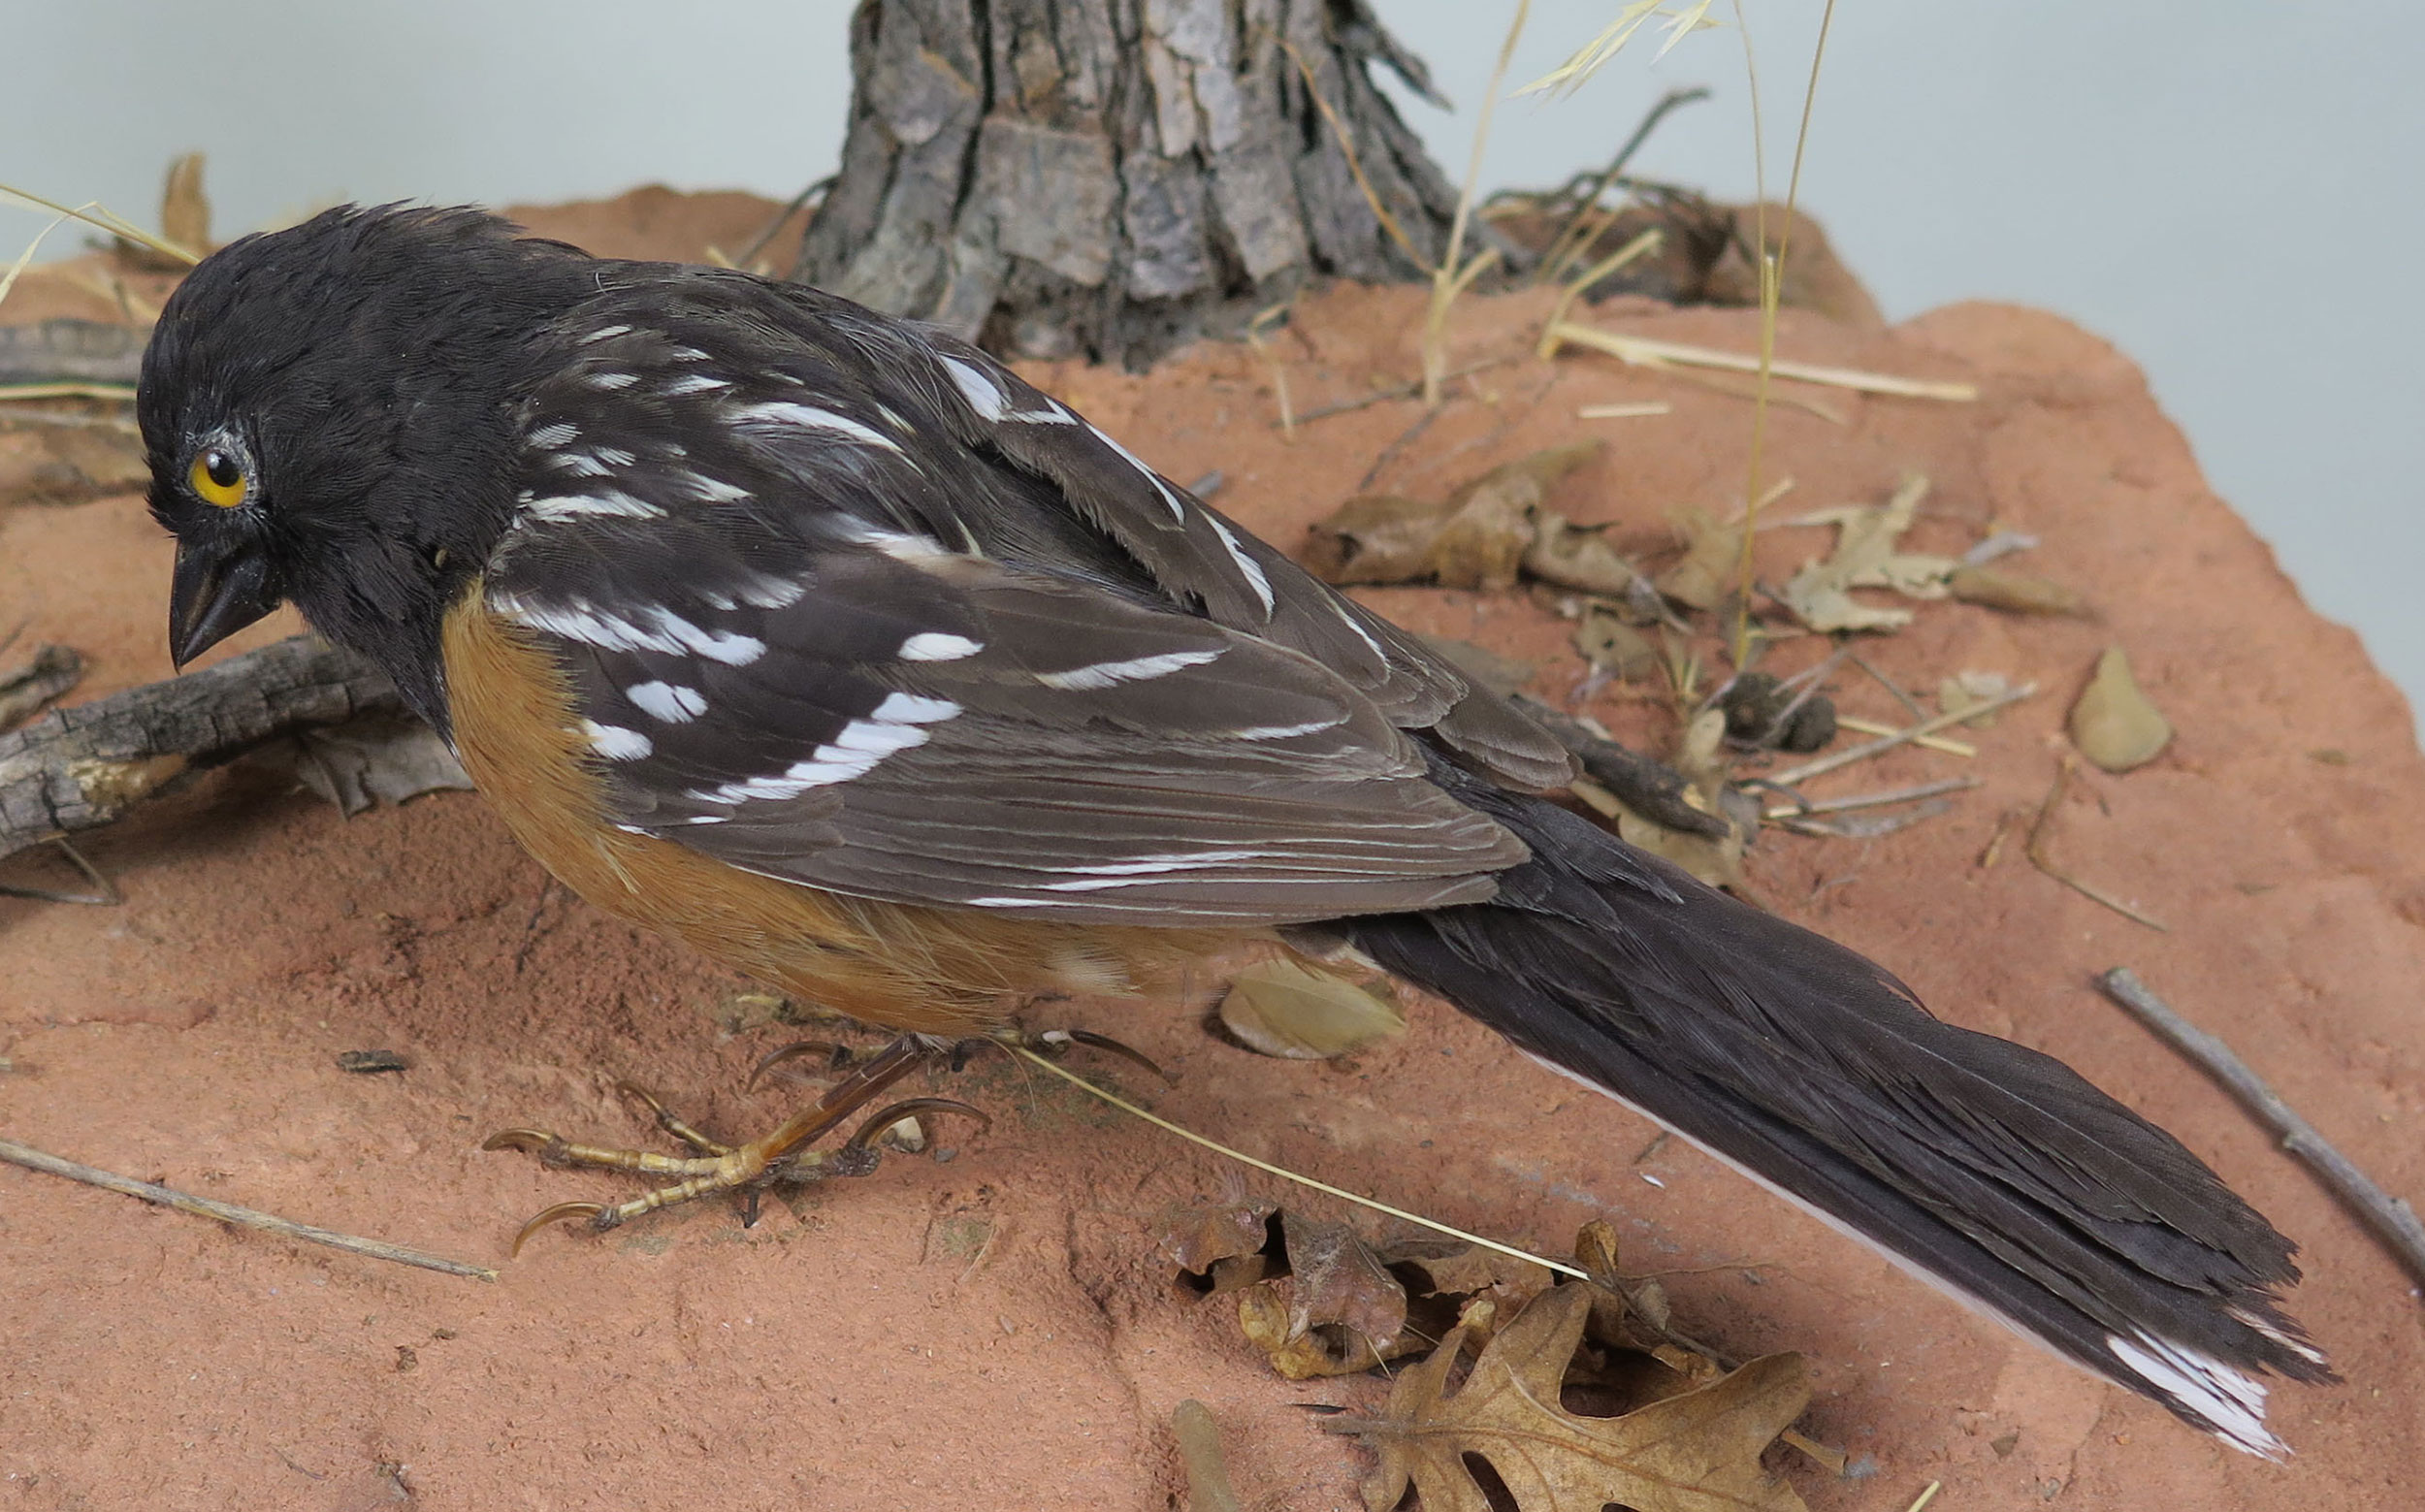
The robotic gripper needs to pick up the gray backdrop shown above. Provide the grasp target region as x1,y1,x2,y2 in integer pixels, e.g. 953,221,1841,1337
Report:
9,2,2417,734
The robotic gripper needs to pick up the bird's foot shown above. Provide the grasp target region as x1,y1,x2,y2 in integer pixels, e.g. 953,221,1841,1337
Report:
483,1035,986,1255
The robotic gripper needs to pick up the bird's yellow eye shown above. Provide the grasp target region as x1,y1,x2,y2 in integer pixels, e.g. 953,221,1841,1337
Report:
189,448,247,508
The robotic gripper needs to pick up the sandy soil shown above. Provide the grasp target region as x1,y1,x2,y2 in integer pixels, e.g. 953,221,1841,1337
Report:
3,189,2420,1510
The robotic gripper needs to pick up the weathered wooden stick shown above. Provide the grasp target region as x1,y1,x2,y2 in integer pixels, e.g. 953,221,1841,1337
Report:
0,634,399,864
2097,967,2425,1291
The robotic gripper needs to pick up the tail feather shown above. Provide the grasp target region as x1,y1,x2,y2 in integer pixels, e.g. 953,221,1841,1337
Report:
1347,781,2334,1456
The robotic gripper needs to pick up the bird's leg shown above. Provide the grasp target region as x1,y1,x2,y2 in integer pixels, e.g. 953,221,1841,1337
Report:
483,1036,984,1254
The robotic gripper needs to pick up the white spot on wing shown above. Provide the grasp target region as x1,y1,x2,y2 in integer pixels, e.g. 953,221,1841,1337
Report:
1035,647,1223,690
586,371,639,391
528,422,578,449
1226,716,1345,740
493,592,765,666
1086,423,1186,521
578,324,632,344
523,490,663,522
663,373,730,396
579,721,653,760
899,632,984,661
1205,515,1276,614
733,400,901,452
627,682,707,723
941,357,1007,420
675,473,751,504
690,692,959,801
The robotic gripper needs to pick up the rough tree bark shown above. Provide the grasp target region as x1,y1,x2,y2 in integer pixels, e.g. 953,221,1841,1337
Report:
794,0,1495,368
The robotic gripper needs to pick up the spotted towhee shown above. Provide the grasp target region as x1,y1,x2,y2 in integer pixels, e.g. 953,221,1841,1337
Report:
140,206,2329,1454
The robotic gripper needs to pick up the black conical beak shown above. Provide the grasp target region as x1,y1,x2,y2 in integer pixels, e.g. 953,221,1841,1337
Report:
169,541,283,667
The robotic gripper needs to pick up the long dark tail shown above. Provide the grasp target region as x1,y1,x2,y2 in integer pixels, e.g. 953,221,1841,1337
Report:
1345,779,2334,1457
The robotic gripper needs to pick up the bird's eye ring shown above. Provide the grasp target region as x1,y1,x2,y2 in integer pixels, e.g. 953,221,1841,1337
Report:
189,447,248,508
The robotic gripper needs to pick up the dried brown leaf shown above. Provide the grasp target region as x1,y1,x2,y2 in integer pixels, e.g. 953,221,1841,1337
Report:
1156,1193,1278,1276
1572,604,1658,680
256,714,475,816
1302,493,1456,585
1385,1239,1558,1312
1331,1284,1810,1512
1301,443,1602,591
1527,512,1641,595
1233,1209,1428,1377
160,151,211,255
1948,563,2086,616
1654,504,1743,611
1218,958,1404,1059
1778,475,1954,632
2069,646,2172,772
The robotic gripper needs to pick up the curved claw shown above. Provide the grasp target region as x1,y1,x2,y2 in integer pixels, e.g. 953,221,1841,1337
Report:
482,1128,560,1153
745,1038,844,1092
509,1201,607,1257
841,1097,993,1157
611,1079,673,1118
1040,1027,1176,1085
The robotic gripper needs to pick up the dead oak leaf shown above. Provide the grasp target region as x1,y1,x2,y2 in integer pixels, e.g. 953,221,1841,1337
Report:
1778,474,1954,633
1238,1208,1413,1377
1330,1283,1809,1512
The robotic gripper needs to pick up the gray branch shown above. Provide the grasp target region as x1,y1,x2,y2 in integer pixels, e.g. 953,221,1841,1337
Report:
2097,967,2425,1292
0,635,401,865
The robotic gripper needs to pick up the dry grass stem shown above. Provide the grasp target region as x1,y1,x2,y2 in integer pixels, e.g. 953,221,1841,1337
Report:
1577,402,1671,420
1537,226,1664,346
1010,1046,1586,1280
0,383,140,404
1542,322,1978,401
0,1135,498,1280
1904,1483,1944,1512
1767,682,2035,788
0,182,200,267
2097,968,2425,1289
1423,0,1529,408
2023,753,2166,931
1762,776,1980,820
1833,715,1976,757
1274,37,1426,270
1245,302,1297,436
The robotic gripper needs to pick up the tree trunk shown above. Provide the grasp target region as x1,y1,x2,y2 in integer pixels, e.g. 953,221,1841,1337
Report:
793,0,1485,369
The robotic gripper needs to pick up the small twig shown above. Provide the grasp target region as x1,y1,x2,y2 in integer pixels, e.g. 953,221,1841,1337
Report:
1289,355,1516,426
0,836,119,905
2025,754,2166,931
1541,322,1979,401
1833,715,1974,757
1772,798,1952,841
732,176,827,270
1763,776,1979,820
1766,682,2035,788
1903,1483,1943,1512
1511,694,1730,839
0,1136,497,1281
2097,968,2425,1291
1844,649,1925,721
1575,402,1669,420
1356,403,1440,492
1534,86,1712,282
